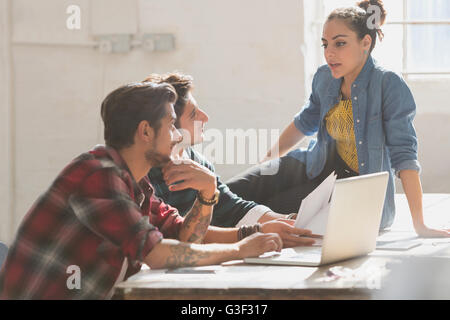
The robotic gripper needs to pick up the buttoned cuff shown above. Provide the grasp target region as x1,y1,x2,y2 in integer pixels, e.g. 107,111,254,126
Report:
394,159,422,178
235,205,272,227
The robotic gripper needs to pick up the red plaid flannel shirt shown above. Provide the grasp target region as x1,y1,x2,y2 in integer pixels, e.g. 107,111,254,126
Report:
0,145,184,299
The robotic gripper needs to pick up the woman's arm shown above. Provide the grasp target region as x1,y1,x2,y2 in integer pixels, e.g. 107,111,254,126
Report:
400,170,449,237
263,68,324,163
263,121,306,162
380,72,448,237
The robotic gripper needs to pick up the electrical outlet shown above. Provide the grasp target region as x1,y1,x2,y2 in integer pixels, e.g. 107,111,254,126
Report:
97,35,131,53
142,34,175,52
96,34,174,53
98,39,113,54
142,37,155,52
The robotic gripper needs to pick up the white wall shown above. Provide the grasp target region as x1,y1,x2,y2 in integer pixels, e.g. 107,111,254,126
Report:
408,80,450,193
0,0,305,244
0,0,448,245
0,0,14,244
137,0,306,177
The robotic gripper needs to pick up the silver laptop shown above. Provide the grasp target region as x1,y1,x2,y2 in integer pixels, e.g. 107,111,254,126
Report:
244,171,389,267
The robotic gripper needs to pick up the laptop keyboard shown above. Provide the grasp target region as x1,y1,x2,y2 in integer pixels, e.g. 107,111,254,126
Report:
260,248,322,260
285,249,322,260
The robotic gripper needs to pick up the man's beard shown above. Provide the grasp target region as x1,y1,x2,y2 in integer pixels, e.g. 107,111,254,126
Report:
145,148,172,168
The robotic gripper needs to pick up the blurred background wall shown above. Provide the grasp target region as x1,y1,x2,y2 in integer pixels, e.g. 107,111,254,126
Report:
0,0,449,244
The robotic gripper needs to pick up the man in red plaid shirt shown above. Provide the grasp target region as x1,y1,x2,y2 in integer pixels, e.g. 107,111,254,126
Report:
0,82,282,299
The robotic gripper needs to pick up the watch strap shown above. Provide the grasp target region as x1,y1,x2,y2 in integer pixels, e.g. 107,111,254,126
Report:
197,189,220,206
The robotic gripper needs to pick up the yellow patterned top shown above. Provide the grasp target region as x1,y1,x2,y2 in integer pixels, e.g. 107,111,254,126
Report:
325,98,359,173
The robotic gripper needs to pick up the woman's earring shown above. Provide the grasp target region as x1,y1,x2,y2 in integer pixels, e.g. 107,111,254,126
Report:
364,50,368,55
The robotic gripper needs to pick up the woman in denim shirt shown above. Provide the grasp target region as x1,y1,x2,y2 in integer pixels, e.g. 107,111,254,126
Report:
228,0,449,237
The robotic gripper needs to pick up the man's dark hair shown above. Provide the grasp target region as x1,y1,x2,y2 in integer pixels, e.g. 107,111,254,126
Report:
143,72,193,128
100,81,177,150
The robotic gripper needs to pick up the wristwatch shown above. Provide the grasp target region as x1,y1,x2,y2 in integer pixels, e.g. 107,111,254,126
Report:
197,189,220,206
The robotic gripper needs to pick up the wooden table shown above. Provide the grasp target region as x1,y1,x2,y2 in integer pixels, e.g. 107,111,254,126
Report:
114,194,450,300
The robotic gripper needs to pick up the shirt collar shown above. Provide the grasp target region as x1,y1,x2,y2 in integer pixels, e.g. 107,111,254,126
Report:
92,144,129,171
91,144,153,200
352,54,375,89
326,55,375,98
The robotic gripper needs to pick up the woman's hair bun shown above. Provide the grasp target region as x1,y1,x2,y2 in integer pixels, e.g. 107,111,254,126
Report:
357,0,387,26
326,1,388,52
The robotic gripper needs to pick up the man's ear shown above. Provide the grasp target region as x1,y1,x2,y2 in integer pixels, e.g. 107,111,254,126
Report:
136,120,155,144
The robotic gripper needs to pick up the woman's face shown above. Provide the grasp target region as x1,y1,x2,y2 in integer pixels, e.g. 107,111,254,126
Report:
322,18,371,80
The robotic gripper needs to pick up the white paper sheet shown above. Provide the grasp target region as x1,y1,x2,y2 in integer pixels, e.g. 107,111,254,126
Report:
302,202,331,235
294,171,336,235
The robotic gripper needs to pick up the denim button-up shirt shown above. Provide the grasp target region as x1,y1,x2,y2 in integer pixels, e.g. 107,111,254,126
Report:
288,55,421,229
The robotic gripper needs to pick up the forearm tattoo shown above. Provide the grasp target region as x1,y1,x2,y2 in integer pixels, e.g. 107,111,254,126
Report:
165,243,212,269
182,200,213,243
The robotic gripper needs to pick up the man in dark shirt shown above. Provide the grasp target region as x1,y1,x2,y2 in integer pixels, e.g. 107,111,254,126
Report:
145,73,316,247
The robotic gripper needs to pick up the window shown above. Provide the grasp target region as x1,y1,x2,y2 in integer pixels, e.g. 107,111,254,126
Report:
402,0,450,75
309,0,450,79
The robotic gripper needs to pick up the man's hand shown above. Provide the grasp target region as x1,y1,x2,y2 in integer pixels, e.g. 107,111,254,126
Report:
236,232,283,259
164,160,217,243
162,159,217,198
261,219,317,247
258,211,288,223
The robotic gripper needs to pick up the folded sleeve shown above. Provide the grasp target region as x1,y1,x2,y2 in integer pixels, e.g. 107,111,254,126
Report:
210,177,259,228
293,69,322,136
381,72,421,178
68,167,164,263
148,195,184,239
235,205,272,227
